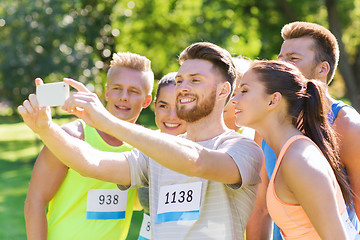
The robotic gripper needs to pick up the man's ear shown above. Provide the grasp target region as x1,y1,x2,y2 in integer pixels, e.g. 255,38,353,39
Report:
316,61,330,81
142,94,153,108
218,82,231,100
268,92,282,110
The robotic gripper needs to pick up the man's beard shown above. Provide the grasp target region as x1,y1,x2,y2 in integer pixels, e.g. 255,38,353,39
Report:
176,89,216,123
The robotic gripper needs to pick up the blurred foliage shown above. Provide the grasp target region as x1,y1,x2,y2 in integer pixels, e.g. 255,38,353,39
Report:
0,0,115,108
1,0,360,118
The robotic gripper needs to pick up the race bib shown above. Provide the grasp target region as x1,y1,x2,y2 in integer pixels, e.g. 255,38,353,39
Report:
156,182,202,223
86,189,128,220
138,213,151,240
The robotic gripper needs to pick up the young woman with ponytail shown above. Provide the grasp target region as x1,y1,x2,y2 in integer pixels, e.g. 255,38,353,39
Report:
233,60,359,240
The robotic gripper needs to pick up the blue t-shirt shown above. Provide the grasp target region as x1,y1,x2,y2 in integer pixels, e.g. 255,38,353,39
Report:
263,100,358,240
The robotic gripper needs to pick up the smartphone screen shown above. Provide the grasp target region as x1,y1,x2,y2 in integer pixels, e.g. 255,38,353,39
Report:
36,82,70,107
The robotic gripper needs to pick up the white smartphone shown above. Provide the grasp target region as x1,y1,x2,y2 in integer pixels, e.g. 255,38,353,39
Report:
36,82,70,107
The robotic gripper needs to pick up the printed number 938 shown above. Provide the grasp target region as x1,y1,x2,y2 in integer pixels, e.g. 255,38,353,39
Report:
99,194,119,205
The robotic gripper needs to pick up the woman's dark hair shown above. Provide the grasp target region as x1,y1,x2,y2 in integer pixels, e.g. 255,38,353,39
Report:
250,60,352,206
154,72,177,103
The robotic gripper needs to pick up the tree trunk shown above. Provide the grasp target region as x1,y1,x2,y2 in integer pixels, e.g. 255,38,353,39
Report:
326,0,360,111
277,0,298,22
353,45,360,91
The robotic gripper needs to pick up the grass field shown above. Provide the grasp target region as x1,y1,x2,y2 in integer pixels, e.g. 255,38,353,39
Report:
0,117,143,240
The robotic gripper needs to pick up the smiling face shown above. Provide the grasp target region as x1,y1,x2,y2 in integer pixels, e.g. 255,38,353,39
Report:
232,70,271,129
277,37,319,80
105,66,151,123
175,59,220,123
154,84,186,135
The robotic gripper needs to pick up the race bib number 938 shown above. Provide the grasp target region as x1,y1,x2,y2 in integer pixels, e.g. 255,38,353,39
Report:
86,189,128,220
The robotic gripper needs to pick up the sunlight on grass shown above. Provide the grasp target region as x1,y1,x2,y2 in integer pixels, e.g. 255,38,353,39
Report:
1,145,42,162
1,187,28,197
0,160,33,240
0,122,39,141
0,118,73,163
0,118,73,141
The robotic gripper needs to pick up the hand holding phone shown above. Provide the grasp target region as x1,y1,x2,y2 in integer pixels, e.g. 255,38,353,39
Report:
36,82,70,107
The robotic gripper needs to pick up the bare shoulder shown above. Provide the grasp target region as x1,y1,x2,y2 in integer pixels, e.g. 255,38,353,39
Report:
280,139,327,180
60,120,84,140
333,106,360,167
333,106,360,136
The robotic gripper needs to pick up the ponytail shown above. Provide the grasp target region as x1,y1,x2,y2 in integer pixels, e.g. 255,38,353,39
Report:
300,80,352,206
249,60,353,206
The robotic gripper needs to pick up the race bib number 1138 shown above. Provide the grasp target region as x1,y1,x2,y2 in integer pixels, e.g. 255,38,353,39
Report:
156,182,202,223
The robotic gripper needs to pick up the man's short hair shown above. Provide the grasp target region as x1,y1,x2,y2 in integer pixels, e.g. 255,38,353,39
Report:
281,21,339,84
178,42,237,102
108,52,154,94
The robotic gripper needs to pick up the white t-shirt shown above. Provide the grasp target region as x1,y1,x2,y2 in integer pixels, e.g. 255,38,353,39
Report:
119,130,263,240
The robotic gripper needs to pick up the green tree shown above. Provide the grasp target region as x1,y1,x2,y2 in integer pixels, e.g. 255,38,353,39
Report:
0,0,116,110
1,0,360,114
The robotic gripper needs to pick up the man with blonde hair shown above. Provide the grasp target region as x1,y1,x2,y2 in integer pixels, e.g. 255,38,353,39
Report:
20,42,263,239
24,52,153,240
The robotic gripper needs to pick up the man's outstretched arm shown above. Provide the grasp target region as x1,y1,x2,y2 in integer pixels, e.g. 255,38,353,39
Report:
18,79,131,185
61,78,251,185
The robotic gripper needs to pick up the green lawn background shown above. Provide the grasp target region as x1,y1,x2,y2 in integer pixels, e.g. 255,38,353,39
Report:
0,117,142,240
